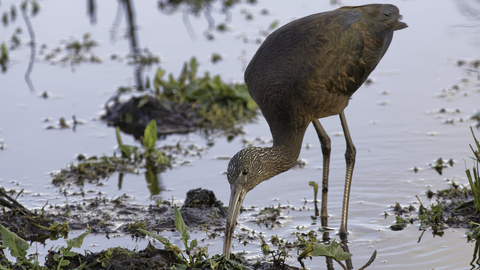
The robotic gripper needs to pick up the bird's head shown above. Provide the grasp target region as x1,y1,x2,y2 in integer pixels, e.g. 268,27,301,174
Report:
223,147,271,259
361,4,408,31
227,147,268,192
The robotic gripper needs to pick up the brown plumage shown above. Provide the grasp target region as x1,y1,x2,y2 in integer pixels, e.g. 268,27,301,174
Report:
224,4,407,259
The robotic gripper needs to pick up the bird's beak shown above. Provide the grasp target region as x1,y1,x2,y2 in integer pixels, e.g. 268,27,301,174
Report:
223,180,247,260
394,14,408,31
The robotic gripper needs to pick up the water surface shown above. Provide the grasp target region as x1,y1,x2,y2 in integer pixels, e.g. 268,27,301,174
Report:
1,0,480,268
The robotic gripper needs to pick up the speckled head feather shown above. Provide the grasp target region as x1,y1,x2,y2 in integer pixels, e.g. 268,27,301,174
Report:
227,146,296,192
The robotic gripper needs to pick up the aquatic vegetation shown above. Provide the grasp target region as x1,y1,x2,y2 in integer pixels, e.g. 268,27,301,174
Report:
0,222,89,270
1,0,39,67
297,240,352,269
211,52,222,63
126,47,160,67
428,157,454,175
390,216,409,231
0,42,8,72
157,0,258,42
466,127,480,211
104,57,257,138
0,223,41,269
51,120,171,188
309,181,320,217
49,230,90,270
397,129,480,235
139,205,250,269
416,195,445,237
258,234,292,267
255,204,281,229
22,1,40,17
51,154,130,187
294,231,376,270
152,57,257,129
158,0,242,15
44,33,101,70
117,120,171,166
467,222,480,268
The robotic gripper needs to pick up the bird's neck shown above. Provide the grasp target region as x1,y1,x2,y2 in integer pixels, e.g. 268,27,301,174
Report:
265,125,306,177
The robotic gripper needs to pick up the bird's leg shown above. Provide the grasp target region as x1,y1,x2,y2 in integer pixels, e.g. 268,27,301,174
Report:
340,238,354,270
312,119,331,228
338,111,356,237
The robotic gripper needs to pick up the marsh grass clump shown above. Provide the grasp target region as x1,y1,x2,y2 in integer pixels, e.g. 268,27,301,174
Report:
258,234,292,268
389,202,416,231
0,42,8,72
393,130,480,234
50,155,126,186
436,181,469,200
51,120,171,188
390,216,409,231
139,205,251,270
466,127,480,211
152,57,257,129
104,57,257,138
44,33,101,70
255,204,282,229
416,196,446,236
428,157,454,175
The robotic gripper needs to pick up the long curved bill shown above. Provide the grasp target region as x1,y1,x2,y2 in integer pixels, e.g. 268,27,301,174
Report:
223,182,247,260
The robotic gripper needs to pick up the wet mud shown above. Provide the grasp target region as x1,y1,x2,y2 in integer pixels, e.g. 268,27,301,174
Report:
103,95,201,139
46,188,226,235
0,188,301,269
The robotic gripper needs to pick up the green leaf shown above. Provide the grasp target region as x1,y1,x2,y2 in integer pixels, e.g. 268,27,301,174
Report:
66,230,90,249
154,149,170,166
31,0,40,16
225,259,251,270
269,20,279,30
145,76,151,89
246,100,257,111
190,239,197,249
64,250,77,257
125,112,133,124
72,261,87,270
143,120,157,150
174,205,190,248
137,95,149,108
60,259,70,266
311,240,352,261
1,43,7,56
116,127,131,157
0,224,29,260
178,62,188,85
137,229,172,248
189,57,198,80
308,181,319,197
395,216,408,224
153,67,166,91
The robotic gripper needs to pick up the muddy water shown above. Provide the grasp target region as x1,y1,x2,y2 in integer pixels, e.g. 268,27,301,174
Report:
1,0,480,269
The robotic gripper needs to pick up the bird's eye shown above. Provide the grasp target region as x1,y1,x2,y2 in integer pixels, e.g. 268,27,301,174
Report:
242,169,248,175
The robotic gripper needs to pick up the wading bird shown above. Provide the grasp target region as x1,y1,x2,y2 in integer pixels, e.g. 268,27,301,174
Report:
223,4,407,258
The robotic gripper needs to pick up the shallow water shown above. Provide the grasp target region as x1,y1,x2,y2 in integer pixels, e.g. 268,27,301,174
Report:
1,0,480,268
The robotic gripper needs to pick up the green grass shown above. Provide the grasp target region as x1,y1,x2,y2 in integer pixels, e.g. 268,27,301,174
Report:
466,127,480,211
